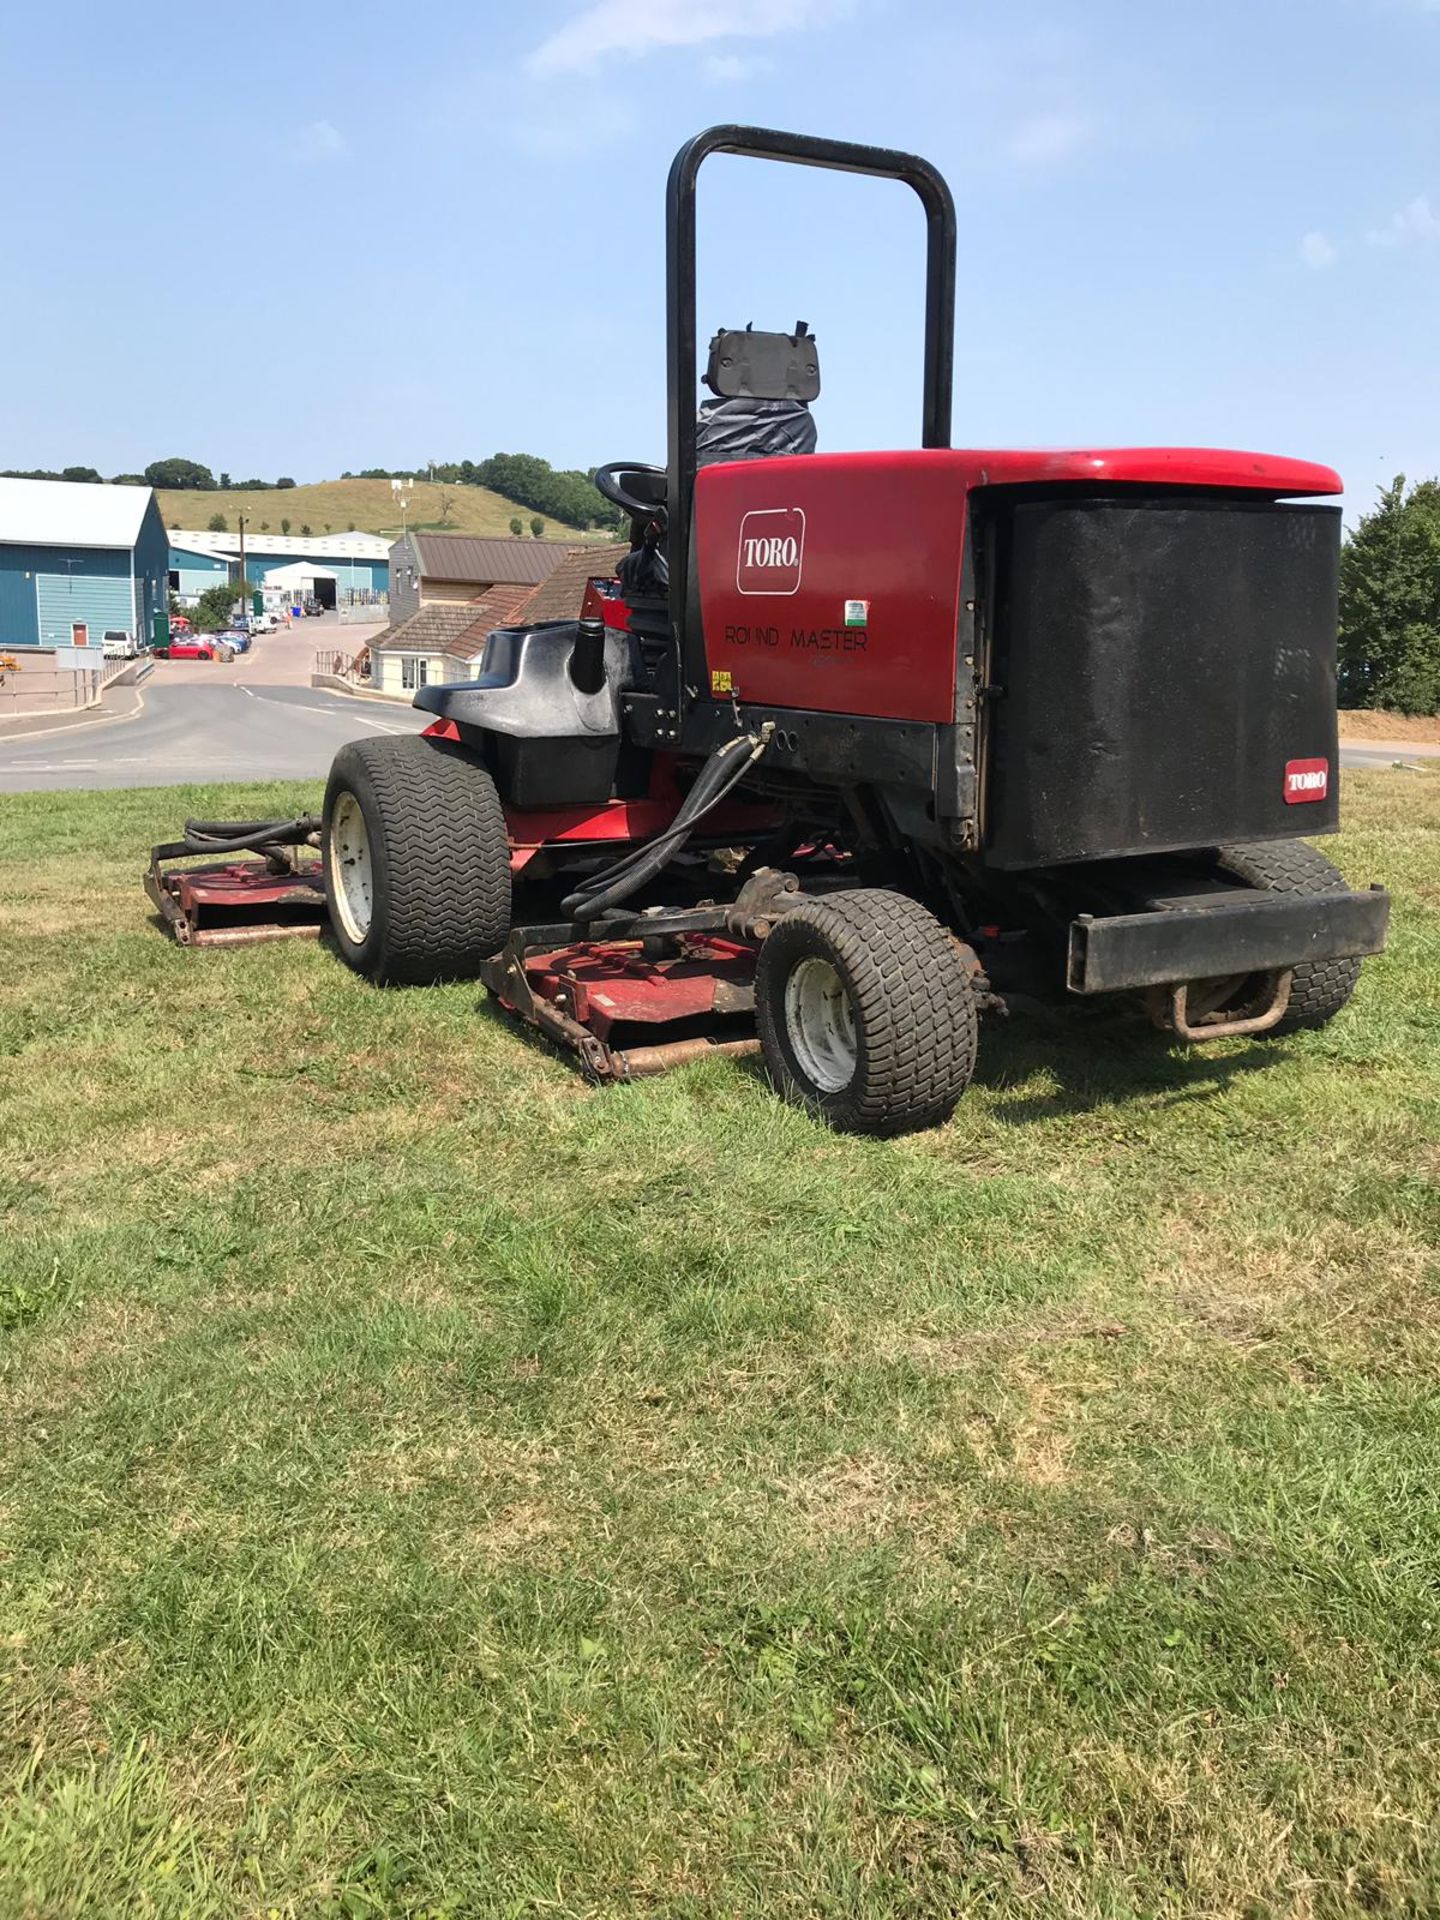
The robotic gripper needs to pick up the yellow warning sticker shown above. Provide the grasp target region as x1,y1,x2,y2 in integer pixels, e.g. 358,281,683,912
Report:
710,668,733,695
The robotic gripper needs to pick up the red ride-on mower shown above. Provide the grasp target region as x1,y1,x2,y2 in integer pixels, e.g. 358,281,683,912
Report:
317,124,1388,1135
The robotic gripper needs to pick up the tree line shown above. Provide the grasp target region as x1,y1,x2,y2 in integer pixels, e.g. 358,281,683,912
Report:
4,452,623,532
340,455,624,532
1339,476,1440,714
1,460,295,491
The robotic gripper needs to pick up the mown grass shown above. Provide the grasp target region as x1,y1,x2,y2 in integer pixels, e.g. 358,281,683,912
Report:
1,771,1438,1918
157,479,614,545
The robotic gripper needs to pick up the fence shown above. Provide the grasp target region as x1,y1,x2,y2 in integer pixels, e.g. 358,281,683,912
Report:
313,648,370,683
339,597,389,625
0,648,120,718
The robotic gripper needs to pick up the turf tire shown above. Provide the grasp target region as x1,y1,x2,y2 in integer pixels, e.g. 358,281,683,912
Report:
323,735,511,985
1214,838,1361,1033
754,889,979,1136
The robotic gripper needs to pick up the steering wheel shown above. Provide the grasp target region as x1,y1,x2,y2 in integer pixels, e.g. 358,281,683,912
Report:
593,461,667,519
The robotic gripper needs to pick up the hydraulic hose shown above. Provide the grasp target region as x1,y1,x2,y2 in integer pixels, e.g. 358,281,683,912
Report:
181,816,322,855
561,726,772,924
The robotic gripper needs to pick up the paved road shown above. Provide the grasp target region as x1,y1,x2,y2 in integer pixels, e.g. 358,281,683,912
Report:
1337,741,1440,770
0,681,426,792
0,658,1431,793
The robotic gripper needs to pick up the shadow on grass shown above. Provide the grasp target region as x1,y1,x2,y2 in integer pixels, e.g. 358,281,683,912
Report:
972,1000,1283,1125
474,979,1283,1130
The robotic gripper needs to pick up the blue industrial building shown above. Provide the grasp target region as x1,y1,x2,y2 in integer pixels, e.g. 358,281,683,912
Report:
0,477,169,649
168,529,390,606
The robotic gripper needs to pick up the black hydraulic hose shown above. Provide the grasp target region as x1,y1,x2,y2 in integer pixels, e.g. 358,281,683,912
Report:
570,748,741,896
181,816,322,855
561,726,771,924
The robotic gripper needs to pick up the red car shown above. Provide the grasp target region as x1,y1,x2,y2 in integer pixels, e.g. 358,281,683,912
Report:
167,637,232,661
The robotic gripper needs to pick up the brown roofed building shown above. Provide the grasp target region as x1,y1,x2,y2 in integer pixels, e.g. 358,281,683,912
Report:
520,542,629,625
439,583,539,674
387,530,577,624
367,604,493,697
370,542,629,698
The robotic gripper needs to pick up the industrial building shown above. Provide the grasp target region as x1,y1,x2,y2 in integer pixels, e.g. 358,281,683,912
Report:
0,476,169,650
168,529,390,608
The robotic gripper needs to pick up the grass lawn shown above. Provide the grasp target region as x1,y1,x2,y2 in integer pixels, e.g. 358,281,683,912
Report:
156,479,615,546
1,770,1438,1918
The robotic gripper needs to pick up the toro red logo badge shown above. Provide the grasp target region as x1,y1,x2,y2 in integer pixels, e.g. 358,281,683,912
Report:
737,507,806,596
1284,757,1330,804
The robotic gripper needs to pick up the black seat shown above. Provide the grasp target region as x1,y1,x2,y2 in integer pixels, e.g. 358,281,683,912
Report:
696,321,819,466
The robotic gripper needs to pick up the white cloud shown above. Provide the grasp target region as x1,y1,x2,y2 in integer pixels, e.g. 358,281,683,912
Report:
1005,111,1097,167
291,119,348,163
526,0,847,76
507,96,638,158
704,51,772,82
1300,230,1339,269
1365,193,1440,246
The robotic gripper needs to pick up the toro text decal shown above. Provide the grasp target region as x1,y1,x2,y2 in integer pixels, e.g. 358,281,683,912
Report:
1283,758,1329,804
737,507,806,596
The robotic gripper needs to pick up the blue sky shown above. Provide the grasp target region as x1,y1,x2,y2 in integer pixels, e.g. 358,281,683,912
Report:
2,0,1438,512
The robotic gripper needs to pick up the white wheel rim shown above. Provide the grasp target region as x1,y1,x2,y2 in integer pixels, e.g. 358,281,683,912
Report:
330,792,374,943
784,955,858,1093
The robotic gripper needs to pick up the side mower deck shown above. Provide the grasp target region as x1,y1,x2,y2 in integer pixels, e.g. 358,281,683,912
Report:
146,852,327,948
146,818,327,947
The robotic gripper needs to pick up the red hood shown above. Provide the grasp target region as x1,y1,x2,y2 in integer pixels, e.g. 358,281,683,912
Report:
703,446,1342,497
953,446,1342,495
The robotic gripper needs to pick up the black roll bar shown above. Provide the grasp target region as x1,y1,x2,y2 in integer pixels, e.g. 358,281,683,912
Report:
664,125,958,637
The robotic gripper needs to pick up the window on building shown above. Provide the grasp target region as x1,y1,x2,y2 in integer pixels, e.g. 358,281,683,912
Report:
401,656,429,690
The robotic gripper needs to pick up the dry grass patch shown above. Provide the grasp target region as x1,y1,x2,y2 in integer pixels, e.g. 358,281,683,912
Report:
1338,708,1440,743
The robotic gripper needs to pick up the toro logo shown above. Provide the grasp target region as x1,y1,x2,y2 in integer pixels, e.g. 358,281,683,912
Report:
737,507,806,596
1284,757,1330,804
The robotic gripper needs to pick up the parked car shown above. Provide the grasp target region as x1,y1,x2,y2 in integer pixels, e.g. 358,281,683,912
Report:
252,610,282,633
167,637,230,662
302,597,324,617
218,628,251,653
102,630,139,659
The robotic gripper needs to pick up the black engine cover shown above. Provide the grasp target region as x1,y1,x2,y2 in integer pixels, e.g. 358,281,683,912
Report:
414,620,632,809
984,495,1342,869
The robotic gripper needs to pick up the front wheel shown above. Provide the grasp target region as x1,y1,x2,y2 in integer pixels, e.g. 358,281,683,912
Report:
323,735,511,985
754,890,979,1136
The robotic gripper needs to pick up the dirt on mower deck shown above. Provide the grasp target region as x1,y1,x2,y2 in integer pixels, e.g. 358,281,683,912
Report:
1338,708,1440,743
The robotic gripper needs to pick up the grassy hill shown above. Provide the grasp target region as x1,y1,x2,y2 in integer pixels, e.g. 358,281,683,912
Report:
157,477,613,543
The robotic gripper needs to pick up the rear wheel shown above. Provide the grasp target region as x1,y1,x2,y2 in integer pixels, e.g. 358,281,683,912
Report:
1215,838,1361,1032
323,735,511,984
755,889,979,1135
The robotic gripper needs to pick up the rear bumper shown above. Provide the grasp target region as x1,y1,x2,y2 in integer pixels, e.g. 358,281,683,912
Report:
1067,886,1390,995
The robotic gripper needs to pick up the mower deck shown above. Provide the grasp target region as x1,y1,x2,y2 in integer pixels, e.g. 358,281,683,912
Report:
483,910,765,1081
146,844,327,948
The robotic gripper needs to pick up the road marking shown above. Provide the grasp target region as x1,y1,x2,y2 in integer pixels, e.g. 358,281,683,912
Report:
241,687,417,733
